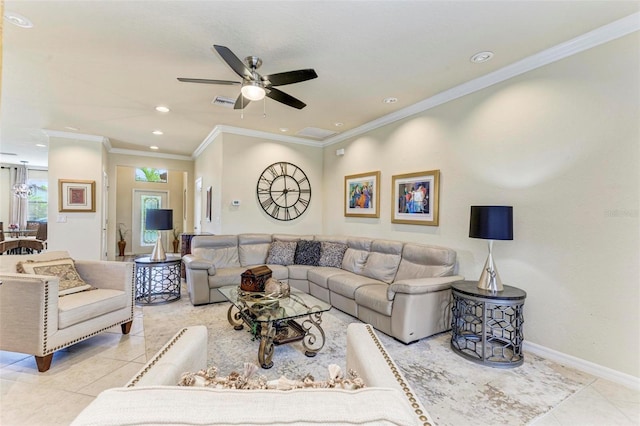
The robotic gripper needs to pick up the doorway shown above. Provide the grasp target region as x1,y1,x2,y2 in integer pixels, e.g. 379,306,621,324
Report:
132,190,169,254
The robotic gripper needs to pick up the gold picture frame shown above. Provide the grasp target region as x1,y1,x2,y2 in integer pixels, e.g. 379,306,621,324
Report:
391,170,440,226
58,179,96,212
344,171,380,218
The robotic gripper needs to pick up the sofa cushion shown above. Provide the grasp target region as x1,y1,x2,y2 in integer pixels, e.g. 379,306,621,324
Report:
318,241,348,268
287,264,315,280
355,284,393,316
238,234,272,266
307,267,344,289
266,241,297,265
18,257,94,296
71,387,420,426
328,273,381,299
273,234,315,242
394,243,456,281
192,247,239,269
264,264,289,281
341,249,369,274
361,240,403,284
209,267,246,287
58,289,126,329
294,240,321,266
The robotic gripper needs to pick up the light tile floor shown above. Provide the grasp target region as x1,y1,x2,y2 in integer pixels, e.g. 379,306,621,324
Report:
0,306,638,425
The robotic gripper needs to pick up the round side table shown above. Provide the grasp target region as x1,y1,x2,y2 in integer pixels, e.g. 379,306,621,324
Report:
134,255,181,305
450,280,526,368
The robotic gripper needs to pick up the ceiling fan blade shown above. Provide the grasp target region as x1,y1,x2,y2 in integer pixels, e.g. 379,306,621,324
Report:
233,93,251,110
177,78,240,85
213,45,253,80
264,69,318,87
266,87,307,110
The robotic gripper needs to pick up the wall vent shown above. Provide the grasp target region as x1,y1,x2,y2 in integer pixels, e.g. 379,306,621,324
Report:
211,96,236,108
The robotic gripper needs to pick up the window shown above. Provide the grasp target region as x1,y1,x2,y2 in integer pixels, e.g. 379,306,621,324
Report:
27,169,48,221
140,194,162,245
135,168,168,183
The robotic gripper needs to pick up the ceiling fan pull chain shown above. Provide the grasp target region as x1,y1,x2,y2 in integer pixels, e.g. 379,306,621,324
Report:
263,98,267,118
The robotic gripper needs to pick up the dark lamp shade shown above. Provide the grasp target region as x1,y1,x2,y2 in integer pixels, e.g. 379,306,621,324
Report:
469,206,513,240
145,209,173,231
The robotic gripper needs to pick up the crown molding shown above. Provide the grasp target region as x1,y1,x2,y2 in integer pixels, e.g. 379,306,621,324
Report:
192,124,323,159
321,12,640,147
109,148,193,161
43,129,108,143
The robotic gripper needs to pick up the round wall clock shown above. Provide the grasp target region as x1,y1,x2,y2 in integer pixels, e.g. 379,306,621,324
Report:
256,161,311,221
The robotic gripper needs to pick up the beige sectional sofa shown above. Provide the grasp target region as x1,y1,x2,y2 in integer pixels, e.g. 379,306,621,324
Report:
72,324,434,425
183,234,463,343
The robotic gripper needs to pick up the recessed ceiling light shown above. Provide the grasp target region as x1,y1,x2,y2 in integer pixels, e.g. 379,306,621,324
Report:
334,122,344,127
155,106,170,113
383,97,398,104
279,128,289,132
470,51,494,63
152,130,163,135
35,144,47,148
64,126,79,131
4,11,33,28
150,146,159,150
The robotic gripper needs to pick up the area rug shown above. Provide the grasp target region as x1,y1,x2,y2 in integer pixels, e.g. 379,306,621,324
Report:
143,289,594,425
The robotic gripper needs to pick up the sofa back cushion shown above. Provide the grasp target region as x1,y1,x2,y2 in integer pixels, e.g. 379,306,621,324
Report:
341,237,372,274
191,235,240,268
361,240,403,284
238,234,272,266
272,234,315,242
394,243,456,280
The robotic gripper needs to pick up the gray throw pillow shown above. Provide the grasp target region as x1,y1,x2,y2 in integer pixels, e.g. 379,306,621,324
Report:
318,242,348,268
294,240,321,266
266,241,297,265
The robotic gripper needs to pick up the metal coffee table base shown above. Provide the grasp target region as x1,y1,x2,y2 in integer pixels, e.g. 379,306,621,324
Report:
227,304,326,369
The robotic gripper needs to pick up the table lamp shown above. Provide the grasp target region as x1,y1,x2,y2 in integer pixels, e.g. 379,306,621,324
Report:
469,206,513,292
145,209,173,261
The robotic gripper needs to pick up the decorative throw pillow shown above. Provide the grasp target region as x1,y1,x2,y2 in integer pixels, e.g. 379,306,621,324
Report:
294,240,321,266
318,242,348,268
17,258,93,296
266,241,297,265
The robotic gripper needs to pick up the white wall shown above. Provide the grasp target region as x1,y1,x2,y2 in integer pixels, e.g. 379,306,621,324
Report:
195,133,324,236
322,33,639,377
47,136,104,260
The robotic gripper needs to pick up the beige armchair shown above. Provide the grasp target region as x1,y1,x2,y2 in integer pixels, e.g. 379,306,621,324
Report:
0,251,134,372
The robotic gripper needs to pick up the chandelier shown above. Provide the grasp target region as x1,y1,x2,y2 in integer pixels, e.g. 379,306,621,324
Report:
12,161,34,199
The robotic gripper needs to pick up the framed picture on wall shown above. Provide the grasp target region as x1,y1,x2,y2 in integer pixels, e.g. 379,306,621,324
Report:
391,170,440,226
206,186,212,222
344,171,381,218
59,179,96,212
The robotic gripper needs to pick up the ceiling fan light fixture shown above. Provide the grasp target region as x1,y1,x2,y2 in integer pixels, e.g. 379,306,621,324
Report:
241,82,266,101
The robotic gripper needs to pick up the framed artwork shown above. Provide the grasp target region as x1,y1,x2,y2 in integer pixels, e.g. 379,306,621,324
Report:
391,170,440,226
206,186,212,222
59,179,96,212
344,171,380,218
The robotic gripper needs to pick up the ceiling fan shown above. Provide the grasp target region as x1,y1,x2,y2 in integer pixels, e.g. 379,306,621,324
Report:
178,45,318,110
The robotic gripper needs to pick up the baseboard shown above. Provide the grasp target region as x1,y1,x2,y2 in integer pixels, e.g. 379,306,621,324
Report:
524,341,640,391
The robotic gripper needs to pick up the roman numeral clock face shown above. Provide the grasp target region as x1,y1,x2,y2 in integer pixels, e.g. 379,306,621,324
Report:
257,162,311,221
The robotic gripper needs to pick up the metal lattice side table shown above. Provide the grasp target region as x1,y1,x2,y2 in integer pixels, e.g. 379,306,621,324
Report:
134,255,182,305
450,280,526,368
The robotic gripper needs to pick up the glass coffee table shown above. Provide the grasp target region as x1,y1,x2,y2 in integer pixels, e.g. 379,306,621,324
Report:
218,285,332,369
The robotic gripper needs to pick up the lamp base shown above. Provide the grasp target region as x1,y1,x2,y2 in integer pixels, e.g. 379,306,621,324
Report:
150,236,167,262
477,241,503,292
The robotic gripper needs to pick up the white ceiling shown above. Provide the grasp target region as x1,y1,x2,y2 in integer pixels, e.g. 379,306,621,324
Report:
2,1,639,167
